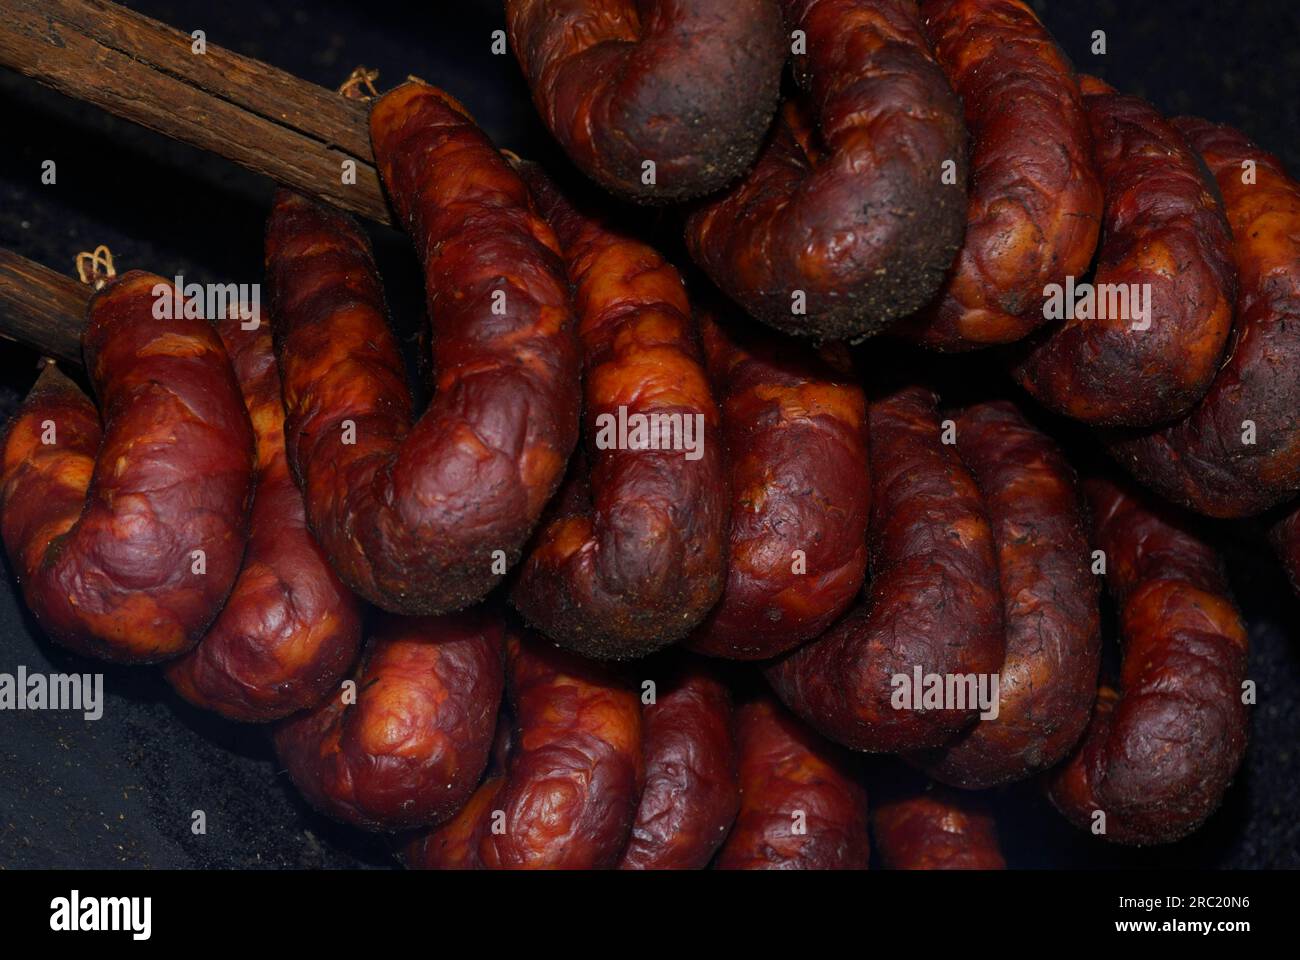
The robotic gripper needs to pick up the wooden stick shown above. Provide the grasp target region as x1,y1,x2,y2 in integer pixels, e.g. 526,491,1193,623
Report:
0,0,391,225
0,248,89,369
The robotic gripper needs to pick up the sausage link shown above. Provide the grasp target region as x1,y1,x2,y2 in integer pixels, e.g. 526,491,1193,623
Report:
766,386,1004,752
1270,501,1300,596
1107,119,1300,515
685,0,968,341
0,272,255,663
1047,477,1249,845
1012,86,1236,427
269,81,581,616
897,0,1102,350
911,400,1100,787
402,628,643,868
687,304,870,660
715,696,869,869
617,661,739,870
872,784,1005,869
274,610,504,832
504,0,785,203
163,318,362,720
508,164,728,659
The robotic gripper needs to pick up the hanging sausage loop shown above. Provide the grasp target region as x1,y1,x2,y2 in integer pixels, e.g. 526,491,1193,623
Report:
74,245,116,289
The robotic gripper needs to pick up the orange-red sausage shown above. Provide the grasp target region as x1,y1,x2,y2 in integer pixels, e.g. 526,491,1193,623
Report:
1,272,254,663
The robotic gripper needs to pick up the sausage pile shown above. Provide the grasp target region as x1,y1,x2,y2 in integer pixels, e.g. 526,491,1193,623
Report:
6,0,1293,868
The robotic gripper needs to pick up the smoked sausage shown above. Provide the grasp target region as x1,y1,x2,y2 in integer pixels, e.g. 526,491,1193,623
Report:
1047,476,1249,845
1270,501,1300,596
873,783,1005,869
1,272,254,663
685,0,968,341
504,0,785,203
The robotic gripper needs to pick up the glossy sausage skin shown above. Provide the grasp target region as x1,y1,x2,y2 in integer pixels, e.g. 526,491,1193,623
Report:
767,386,1005,752
505,0,785,203
1271,502,1300,596
715,697,869,869
873,785,1005,869
1013,89,1236,427
0,272,254,663
274,610,504,832
688,305,870,660
164,318,362,721
509,165,728,659
1107,119,1300,515
685,0,968,341
618,662,739,870
269,81,581,615
898,0,1101,350
403,629,643,868
1047,477,1249,845
911,401,1100,787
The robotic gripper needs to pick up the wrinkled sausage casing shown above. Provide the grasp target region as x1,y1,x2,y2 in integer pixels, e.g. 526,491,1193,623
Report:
1107,119,1300,515
1,271,254,664
688,306,870,660
1047,477,1249,845
274,610,505,832
1012,88,1236,427
403,629,643,869
164,318,362,721
1271,502,1300,596
872,784,1005,869
509,165,728,660
269,81,581,616
505,0,785,203
686,0,968,341
898,0,1102,350
767,386,1005,753
911,401,1100,787
618,662,739,870
715,696,869,869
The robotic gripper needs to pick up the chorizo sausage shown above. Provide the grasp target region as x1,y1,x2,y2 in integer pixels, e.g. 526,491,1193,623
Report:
1047,476,1249,845
269,80,581,615
685,0,968,341
1270,501,1300,596
508,163,728,660
163,318,362,721
687,303,870,660
274,610,504,832
1011,85,1236,427
766,386,1004,752
911,400,1100,787
1106,118,1300,515
0,272,255,663
714,696,869,870
896,0,1102,350
504,0,785,203
402,627,643,868
617,661,739,870
872,783,1005,869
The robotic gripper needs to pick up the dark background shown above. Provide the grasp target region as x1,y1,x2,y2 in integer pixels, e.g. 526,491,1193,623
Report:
1,0,1298,869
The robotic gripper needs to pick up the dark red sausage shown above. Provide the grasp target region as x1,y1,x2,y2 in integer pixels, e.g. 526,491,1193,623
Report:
504,0,785,203
617,662,739,870
1,272,254,663
508,164,728,660
766,386,1004,752
688,304,869,660
164,318,362,721
1047,477,1249,845
911,401,1100,787
873,785,1005,869
1107,119,1300,515
1012,86,1236,427
269,81,581,615
1271,501,1300,596
897,0,1102,350
274,610,504,832
685,0,968,341
715,696,869,870
402,628,643,868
